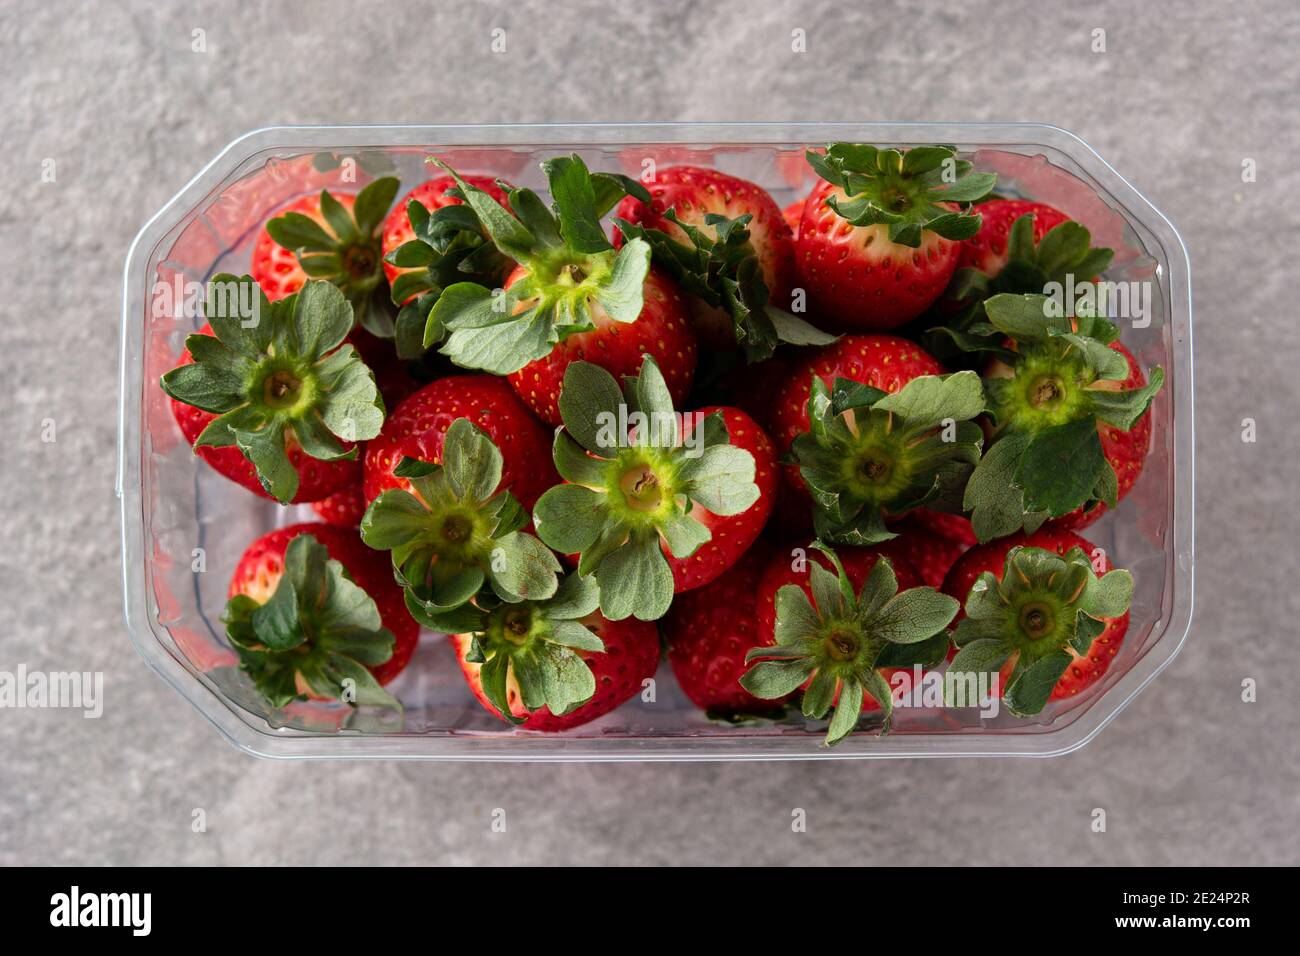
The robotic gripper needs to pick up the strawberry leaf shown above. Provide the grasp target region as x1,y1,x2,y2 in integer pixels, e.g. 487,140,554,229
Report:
534,355,759,622
740,545,957,746
791,372,985,545
361,418,560,616
161,276,384,503
812,144,995,249
222,534,398,711
948,546,1133,716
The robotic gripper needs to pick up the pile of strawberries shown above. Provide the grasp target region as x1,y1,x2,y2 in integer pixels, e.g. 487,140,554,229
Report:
160,143,1160,745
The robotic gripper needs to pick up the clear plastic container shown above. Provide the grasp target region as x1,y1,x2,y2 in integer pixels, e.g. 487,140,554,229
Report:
118,123,1194,759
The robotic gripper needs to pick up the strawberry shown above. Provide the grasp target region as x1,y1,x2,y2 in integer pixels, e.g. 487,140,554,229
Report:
928,201,1115,360
796,144,995,330
223,523,418,707
955,199,1073,276
769,335,951,537
380,174,511,297
439,573,660,732
311,483,368,526
786,368,985,546
615,165,796,307
743,543,956,744
362,374,556,511
533,356,765,621
424,156,698,426
941,528,1132,714
161,276,385,504
254,177,400,337
667,405,778,592
615,205,835,363
251,193,347,302
878,518,971,589
770,335,947,457
959,295,1163,541
362,418,561,620
663,542,786,716
379,174,517,360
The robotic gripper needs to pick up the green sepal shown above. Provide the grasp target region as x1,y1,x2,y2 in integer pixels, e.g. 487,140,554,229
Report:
930,213,1116,356
533,355,759,622
382,188,518,358
951,293,1164,536
615,210,836,363
160,276,385,503
221,534,399,711
423,157,651,375
809,143,995,248
948,545,1133,716
454,572,605,724
791,372,985,544
360,418,560,615
266,178,400,337
739,545,958,746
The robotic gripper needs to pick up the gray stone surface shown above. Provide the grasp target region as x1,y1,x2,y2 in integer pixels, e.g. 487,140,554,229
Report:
1,0,1298,865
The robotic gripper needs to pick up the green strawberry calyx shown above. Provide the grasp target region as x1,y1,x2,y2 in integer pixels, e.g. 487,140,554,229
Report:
739,544,958,746
265,177,401,338
384,184,516,360
961,293,1165,542
947,545,1132,717
425,155,655,375
159,275,385,503
360,418,561,620
930,213,1116,357
418,573,605,725
614,210,836,363
532,354,760,622
808,144,996,248
222,533,399,711
791,371,985,545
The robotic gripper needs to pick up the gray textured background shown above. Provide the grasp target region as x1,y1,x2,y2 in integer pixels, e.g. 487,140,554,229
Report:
2,0,1298,865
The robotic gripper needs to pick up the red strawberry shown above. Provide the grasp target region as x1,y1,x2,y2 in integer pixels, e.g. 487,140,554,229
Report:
533,356,765,622
878,518,971,589
955,199,1071,276
796,145,994,330
225,523,419,702
162,277,385,505
770,335,947,505
505,265,697,426
756,543,925,714
667,406,778,592
449,577,661,732
942,528,1129,707
426,157,698,428
971,296,1162,532
252,177,399,337
251,192,356,302
664,543,785,715
1048,341,1154,530
797,180,960,330
311,483,368,526
363,374,557,510
380,174,511,302
615,165,796,306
